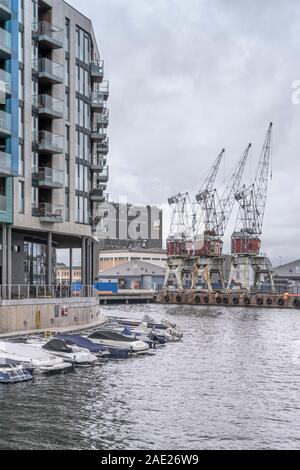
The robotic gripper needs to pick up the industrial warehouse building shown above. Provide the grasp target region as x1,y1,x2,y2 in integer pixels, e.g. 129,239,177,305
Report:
98,260,166,291
0,0,109,293
273,260,300,290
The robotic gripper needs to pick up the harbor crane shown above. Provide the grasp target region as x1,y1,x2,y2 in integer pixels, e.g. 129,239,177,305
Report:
228,123,275,291
164,192,194,289
191,144,252,291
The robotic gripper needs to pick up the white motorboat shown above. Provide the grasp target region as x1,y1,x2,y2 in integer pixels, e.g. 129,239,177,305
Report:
28,338,98,366
88,330,150,355
0,358,33,384
0,341,73,375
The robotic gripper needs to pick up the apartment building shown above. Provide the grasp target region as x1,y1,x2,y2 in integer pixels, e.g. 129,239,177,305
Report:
0,0,109,291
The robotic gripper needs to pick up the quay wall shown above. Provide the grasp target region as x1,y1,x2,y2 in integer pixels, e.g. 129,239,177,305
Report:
0,297,102,335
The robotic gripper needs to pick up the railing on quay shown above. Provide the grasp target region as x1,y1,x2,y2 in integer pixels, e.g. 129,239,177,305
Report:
0,285,97,301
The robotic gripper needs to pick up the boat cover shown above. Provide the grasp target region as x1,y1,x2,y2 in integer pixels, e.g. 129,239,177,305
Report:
43,338,73,353
56,334,107,353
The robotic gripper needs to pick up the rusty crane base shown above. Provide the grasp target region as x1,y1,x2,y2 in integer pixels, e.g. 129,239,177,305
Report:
157,290,300,309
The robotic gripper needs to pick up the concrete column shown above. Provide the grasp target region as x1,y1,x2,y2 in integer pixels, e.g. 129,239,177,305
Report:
7,226,12,299
81,237,86,287
86,238,90,286
91,242,95,284
69,248,73,286
47,232,53,286
1,224,7,298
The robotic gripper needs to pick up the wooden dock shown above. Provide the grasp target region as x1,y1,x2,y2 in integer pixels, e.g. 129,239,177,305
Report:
98,290,157,305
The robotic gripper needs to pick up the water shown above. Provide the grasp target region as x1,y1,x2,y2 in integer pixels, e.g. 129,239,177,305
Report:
1,304,300,450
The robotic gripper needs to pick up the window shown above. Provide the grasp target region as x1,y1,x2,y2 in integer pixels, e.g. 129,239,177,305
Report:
19,181,24,214
19,143,24,176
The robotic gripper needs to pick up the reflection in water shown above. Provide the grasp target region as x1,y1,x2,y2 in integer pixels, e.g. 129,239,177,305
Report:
1,304,300,450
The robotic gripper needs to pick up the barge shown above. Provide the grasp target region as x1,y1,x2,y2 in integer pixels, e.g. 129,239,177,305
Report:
157,289,300,309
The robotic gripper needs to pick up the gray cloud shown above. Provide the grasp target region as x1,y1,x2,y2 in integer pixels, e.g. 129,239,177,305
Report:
68,0,300,265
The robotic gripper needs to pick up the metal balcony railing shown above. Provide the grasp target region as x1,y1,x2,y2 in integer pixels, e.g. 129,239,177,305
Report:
97,138,109,154
32,167,64,187
0,284,96,301
0,194,6,211
37,130,64,153
91,125,107,140
0,109,11,134
0,68,10,95
32,203,64,223
39,94,64,116
38,57,64,82
0,150,11,175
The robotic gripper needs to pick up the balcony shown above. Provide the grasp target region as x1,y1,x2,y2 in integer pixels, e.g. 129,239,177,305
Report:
0,150,11,176
0,1,11,21
0,26,11,60
37,130,64,154
90,91,104,111
0,194,6,212
0,109,11,137
90,60,104,83
97,138,109,155
32,167,64,189
0,68,11,96
91,155,107,171
32,203,64,223
38,94,63,119
38,58,64,85
94,109,109,128
36,21,64,49
97,167,109,183
91,125,107,142
90,186,108,202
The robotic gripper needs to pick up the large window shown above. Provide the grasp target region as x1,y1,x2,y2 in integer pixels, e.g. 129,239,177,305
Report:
76,27,91,64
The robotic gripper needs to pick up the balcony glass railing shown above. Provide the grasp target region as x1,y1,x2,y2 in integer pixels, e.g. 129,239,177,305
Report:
94,110,109,126
37,130,64,151
0,150,11,174
39,94,63,115
32,203,64,222
91,125,107,138
90,91,104,107
0,109,11,133
0,194,6,212
0,26,11,51
0,68,10,95
0,0,12,10
94,81,109,94
90,60,104,75
38,21,63,44
38,58,64,81
92,155,106,168
33,167,64,186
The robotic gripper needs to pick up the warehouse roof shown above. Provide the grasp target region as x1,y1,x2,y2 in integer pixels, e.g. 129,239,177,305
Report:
273,259,300,279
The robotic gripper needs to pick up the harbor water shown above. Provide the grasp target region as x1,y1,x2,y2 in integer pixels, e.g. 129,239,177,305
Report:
1,304,300,450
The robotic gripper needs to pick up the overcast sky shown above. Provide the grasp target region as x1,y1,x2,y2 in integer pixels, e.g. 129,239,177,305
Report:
68,0,300,266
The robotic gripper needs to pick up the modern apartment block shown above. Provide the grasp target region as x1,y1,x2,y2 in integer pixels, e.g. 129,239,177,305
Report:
0,0,109,290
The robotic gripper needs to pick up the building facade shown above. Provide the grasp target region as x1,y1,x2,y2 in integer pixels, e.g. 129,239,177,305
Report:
273,260,300,290
99,248,167,273
56,263,81,285
99,260,166,291
0,0,109,292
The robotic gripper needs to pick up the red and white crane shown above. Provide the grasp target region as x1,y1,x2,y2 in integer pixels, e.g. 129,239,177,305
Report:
228,123,274,290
